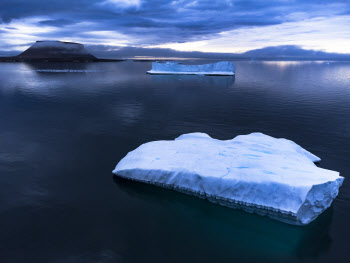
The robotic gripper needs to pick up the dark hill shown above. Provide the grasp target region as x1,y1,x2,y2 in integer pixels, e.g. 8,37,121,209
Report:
0,41,124,62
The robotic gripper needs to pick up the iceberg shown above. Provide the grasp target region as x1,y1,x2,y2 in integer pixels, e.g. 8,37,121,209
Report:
147,61,235,76
112,132,344,225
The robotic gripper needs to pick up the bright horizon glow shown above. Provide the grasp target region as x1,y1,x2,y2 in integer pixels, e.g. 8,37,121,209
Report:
150,15,350,54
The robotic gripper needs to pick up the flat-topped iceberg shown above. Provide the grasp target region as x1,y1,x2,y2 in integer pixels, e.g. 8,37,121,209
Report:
113,132,343,225
147,61,235,76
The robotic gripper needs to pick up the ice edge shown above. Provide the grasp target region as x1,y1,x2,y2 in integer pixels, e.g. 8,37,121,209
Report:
113,168,343,225
147,70,235,76
113,169,303,225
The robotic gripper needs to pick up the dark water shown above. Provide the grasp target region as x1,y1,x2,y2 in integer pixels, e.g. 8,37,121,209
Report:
0,60,349,263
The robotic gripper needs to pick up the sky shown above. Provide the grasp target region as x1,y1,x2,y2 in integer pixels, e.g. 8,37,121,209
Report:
0,0,350,56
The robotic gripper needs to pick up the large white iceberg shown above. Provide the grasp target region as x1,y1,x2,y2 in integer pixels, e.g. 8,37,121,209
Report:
113,133,343,225
147,61,235,76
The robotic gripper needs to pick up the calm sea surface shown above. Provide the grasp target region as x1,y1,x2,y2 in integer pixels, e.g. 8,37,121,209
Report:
0,60,349,263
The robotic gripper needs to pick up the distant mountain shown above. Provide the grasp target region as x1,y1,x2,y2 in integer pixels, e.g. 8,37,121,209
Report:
0,41,123,62
87,45,350,61
241,45,350,60
2,42,350,61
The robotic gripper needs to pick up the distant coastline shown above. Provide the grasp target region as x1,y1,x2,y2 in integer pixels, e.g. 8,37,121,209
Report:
2,41,350,62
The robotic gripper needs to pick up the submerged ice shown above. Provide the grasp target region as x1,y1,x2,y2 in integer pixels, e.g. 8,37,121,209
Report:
113,133,343,225
147,61,235,76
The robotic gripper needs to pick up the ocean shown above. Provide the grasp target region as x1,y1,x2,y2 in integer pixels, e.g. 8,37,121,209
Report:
0,60,349,262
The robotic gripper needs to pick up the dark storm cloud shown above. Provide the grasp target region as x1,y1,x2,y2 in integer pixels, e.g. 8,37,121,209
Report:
0,0,348,45
39,19,75,27
0,0,97,22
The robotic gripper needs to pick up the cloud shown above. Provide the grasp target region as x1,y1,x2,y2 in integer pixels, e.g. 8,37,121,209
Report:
0,0,349,54
152,15,350,54
101,0,141,9
0,17,57,50
39,19,75,27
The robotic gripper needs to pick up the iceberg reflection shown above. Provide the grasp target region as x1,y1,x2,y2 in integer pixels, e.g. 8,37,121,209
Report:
113,175,332,262
151,74,235,88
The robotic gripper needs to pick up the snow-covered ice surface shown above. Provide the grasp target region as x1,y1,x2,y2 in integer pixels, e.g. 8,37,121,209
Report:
147,61,235,76
113,132,344,225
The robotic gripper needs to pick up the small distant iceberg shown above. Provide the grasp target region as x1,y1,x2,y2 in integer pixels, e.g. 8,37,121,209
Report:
147,61,235,76
113,132,344,225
